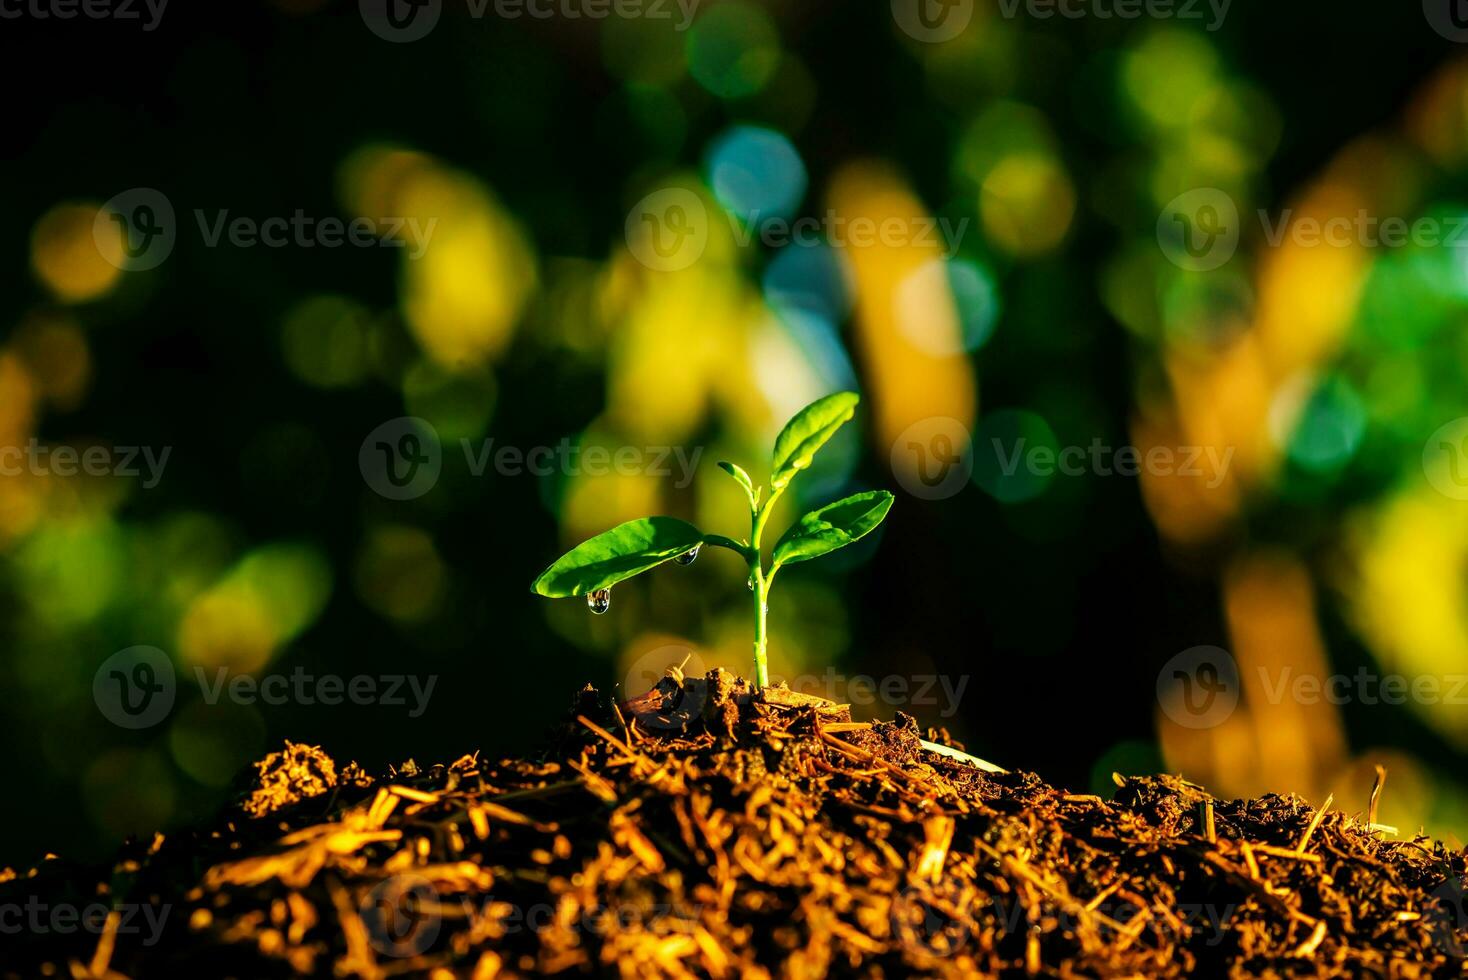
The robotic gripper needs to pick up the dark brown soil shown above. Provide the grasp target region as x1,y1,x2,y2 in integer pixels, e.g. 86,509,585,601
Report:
5,669,1466,978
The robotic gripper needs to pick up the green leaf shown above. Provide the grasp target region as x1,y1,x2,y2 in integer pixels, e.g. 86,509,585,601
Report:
717,461,757,509
772,490,893,568
530,517,705,597
770,392,859,492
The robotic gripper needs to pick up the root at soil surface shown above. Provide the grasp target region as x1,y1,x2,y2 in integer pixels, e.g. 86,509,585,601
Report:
6,668,1467,978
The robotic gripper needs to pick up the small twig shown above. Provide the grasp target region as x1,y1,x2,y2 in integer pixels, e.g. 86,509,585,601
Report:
578,714,650,772
1199,800,1216,844
612,699,640,746
1251,843,1322,863
87,910,121,978
1367,765,1386,828
1239,840,1261,879
1293,919,1328,957
1296,794,1334,854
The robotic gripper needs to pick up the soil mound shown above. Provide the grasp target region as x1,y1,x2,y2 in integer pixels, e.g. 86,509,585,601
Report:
6,669,1466,978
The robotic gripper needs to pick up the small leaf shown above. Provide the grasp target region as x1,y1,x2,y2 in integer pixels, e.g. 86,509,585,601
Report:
770,392,859,492
717,461,757,509
772,490,893,568
531,517,705,597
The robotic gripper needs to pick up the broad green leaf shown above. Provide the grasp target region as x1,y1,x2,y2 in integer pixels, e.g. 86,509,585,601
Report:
530,517,705,597
772,490,893,568
770,392,859,492
717,461,757,509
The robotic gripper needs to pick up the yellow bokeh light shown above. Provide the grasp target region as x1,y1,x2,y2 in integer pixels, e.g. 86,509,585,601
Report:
980,154,1075,257
355,525,445,624
1344,487,1468,748
177,587,280,675
31,202,124,303
826,162,977,467
12,314,92,411
399,167,537,370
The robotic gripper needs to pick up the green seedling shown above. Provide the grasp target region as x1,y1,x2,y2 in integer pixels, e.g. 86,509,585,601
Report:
530,392,893,688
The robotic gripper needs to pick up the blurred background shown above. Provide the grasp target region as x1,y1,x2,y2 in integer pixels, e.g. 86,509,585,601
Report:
3,0,1467,866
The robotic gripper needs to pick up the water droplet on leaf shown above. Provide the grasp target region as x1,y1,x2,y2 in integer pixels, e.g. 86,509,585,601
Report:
586,588,611,615
746,574,756,591
675,545,701,566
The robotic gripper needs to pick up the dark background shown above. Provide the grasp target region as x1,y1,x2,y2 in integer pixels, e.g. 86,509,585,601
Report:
2,0,1466,867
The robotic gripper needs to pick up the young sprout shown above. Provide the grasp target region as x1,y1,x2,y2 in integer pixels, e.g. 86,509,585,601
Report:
530,392,893,688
